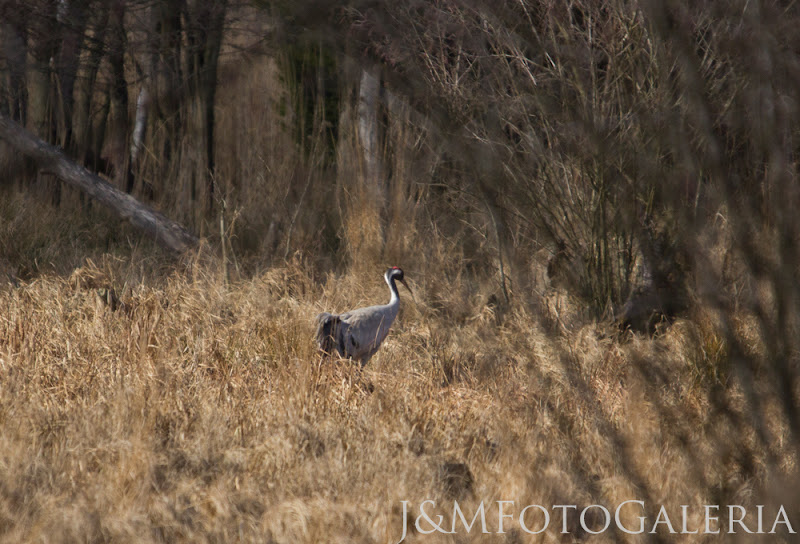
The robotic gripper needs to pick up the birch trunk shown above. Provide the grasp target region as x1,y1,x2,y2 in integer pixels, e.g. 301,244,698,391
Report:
357,68,384,205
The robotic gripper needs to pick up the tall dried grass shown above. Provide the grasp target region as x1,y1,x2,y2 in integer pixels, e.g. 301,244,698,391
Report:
0,239,795,542
2,2,800,542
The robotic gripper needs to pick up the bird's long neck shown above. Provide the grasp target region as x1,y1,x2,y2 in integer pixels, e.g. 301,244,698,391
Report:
386,274,400,305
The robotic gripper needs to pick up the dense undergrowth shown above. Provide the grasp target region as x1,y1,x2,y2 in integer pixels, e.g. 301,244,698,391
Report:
0,195,796,543
3,1,800,541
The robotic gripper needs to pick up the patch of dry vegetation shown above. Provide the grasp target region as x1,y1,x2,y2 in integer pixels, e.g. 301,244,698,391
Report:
0,245,795,543
2,2,800,542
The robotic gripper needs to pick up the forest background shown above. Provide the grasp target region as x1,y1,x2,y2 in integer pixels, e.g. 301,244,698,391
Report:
1,0,799,542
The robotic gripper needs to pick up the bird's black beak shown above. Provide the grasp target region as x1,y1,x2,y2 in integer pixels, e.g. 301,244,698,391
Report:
399,278,415,302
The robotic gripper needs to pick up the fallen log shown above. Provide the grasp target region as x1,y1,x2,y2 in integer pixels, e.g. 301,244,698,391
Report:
0,113,198,254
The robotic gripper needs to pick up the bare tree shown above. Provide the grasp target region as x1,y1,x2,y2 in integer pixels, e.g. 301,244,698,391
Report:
54,0,88,152
356,68,385,207
106,0,131,191
185,0,227,212
0,13,28,123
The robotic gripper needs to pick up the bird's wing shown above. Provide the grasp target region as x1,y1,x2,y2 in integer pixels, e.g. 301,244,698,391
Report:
338,305,396,358
315,312,343,356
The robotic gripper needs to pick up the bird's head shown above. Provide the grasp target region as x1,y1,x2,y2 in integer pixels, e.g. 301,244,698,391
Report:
386,266,414,299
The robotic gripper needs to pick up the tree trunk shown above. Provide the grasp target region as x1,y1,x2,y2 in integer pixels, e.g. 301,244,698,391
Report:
55,0,88,152
357,68,384,206
73,3,108,171
25,0,61,138
146,0,185,199
1,20,27,123
107,0,132,192
130,86,149,167
0,113,198,254
346,67,387,261
185,0,227,213
26,0,60,203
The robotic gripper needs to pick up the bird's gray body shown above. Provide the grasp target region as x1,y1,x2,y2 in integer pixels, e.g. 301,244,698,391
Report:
315,268,409,367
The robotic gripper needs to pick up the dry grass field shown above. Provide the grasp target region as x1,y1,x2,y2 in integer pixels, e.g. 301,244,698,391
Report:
3,2,800,542
0,198,796,543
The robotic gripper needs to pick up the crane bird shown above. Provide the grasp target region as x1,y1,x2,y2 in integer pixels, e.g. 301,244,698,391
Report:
315,267,413,367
